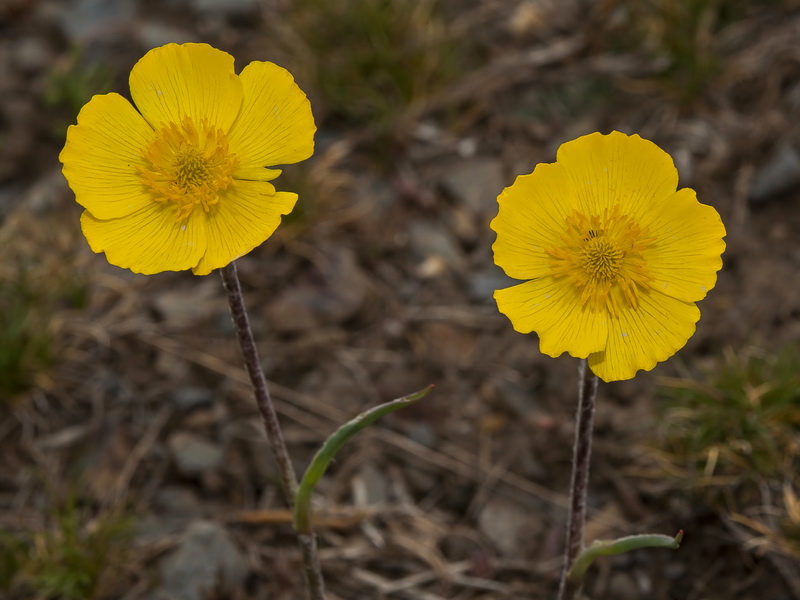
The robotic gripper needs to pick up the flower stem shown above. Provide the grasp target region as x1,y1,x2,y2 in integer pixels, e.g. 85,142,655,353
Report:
556,359,599,600
220,261,326,600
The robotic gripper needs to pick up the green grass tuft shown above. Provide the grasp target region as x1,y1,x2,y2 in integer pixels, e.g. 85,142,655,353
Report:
657,346,800,491
272,0,472,143
1,494,133,600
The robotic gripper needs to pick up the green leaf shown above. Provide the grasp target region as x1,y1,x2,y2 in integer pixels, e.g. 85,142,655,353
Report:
568,530,683,582
293,385,434,533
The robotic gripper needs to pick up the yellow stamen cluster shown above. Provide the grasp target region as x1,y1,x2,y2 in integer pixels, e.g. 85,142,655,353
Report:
546,205,653,314
138,117,239,221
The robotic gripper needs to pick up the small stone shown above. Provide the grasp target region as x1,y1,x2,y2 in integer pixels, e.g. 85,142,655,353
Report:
469,266,522,303
663,561,687,580
418,322,476,369
404,422,437,448
0,185,23,223
441,159,505,216
353,463,389,505
749,144,800,204
477,496,539,556
189,0,256,16
134,516,184,546
159,520,248,600
408,220,465,273
448,204,478,245
24,169,70,215
16,36,54,73
137,23,196,49
404,467,438,496
154,486,203,517
172,387,214,412
168,432,223,477
266,286,321,333
151,279,222,325
440,533,476,562
267,248,368,332
355,173,397,218
607,572,638,600
55,0,136,42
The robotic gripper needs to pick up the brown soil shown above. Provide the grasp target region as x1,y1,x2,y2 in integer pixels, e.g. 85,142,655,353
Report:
2,1,800,599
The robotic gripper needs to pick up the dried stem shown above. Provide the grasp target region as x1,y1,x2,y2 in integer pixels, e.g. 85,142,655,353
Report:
557,359,599,600
220,261,327,600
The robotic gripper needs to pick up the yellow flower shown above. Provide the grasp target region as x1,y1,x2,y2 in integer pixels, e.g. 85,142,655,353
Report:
491,131,726,382
59,43,315,275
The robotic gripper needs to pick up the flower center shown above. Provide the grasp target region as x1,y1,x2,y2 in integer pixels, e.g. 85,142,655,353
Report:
138,117,240,221
545,206,653,314
580,236,623,282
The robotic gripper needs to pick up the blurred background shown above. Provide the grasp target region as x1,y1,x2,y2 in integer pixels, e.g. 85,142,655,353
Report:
1,0,800,598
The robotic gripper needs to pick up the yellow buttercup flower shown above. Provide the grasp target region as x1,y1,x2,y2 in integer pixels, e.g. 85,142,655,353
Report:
491,131,726,382
59,43,315,275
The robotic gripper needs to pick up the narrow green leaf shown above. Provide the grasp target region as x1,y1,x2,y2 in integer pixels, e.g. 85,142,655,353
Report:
293,385,434,533
569,530,683,581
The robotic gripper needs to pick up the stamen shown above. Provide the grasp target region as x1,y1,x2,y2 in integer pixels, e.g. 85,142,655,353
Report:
137,117,240,221
545,205,653,313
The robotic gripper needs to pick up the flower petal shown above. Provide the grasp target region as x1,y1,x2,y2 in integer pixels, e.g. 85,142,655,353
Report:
234,167,282,182
588,289,700,382
494,277,608,359
60,93,155,219
643,188,727,303
129,43,243,132
227,61,315,170
491,162,578,280
192,181,297,276
81,205,206,275
556,131,678,218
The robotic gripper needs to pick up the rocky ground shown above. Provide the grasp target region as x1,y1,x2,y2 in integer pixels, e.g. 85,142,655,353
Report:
2,0,800,599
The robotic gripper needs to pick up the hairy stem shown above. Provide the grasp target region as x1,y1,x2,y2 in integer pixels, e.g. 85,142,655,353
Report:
557,359,599,600
220,262,326,600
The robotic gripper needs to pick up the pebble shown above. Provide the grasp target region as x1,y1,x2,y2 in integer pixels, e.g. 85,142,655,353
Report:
172,387,215,412
267,247,368,332
137,23,197,49
168,432,224,477
16,36,54,73
408,219,465,273
0,185,23,223
159,520,248,600
469,265,521,303
355,173,397,218
189,0,257,16
151,278,223,325
154,485,203,517
23,169,70,215
663,561,687,580
55,0,136,43
404,421,438,448
749,144,800,204
440,158,506,216
353,463,389,506
477,495,539,556
607,572,638,600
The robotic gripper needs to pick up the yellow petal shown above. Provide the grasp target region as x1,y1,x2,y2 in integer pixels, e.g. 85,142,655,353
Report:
494,277,608,359
60,93,155,219
234,167,282,182
588,289,700,382
491,162,578,279
192,182,297,275
227,61,315,170
129,43,243,132
643,188,727,303
81,205,206,275
556,131,678,218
